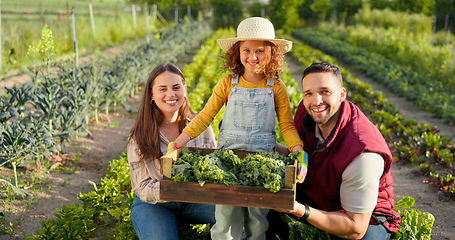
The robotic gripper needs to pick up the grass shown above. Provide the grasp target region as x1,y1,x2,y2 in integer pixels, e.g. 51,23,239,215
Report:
1,0,156,72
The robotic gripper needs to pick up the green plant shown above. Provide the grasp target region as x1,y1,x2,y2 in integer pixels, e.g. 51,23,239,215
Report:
29,203,96,240
0,121,33,187
32,80,66,131
392,197,435,240
0,215,14,235
26,25,55,74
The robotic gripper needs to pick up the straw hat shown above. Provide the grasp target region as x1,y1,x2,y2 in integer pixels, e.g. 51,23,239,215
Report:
217,17,292,53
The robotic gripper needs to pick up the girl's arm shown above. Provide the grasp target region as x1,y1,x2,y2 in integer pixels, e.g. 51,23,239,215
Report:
174,75,231,148
274,80,304,151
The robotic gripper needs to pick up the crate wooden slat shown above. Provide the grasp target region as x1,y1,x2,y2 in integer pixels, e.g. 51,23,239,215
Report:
159,147,296,210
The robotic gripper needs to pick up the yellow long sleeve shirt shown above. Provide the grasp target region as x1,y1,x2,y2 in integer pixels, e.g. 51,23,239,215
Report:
183,74,303,151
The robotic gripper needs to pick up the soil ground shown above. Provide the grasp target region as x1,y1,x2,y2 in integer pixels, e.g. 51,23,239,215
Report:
0,46,454,240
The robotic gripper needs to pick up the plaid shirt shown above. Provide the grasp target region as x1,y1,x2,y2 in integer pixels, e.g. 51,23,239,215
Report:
128,124,216,204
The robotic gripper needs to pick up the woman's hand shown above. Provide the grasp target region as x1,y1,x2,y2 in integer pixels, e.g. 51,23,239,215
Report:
173,132,191,150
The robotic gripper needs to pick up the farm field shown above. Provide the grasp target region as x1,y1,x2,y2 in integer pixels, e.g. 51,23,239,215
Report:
0,27,453,239
1,1,455,239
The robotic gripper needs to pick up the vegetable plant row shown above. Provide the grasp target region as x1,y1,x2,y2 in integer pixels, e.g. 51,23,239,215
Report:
183,28,231,138
350,6,454,86
315,24,455,91
292,28,455,124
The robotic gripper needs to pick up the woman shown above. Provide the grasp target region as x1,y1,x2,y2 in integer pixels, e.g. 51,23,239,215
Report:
127,63,216,240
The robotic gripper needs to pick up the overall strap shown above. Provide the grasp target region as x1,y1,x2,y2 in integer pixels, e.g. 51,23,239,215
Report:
266,77,275,87
230,74,239,85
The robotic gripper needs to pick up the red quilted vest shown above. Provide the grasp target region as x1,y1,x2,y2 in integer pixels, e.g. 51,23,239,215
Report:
294,100,401,233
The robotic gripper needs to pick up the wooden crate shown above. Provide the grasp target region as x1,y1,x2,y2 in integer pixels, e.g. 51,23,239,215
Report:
159,147,296,210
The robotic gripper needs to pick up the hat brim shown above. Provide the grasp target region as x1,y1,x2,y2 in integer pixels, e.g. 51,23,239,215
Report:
217,38,292,53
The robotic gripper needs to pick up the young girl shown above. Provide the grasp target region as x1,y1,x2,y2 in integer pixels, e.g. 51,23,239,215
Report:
173,17,304,240
127,63,217,240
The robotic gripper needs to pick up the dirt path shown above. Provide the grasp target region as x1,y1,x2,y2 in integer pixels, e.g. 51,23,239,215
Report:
285,56,455,240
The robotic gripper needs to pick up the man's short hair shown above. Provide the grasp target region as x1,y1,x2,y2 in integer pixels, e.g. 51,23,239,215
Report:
302,62,343,85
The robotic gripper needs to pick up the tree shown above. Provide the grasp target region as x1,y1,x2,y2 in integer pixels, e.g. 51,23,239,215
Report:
211,0,242,28
434,0,455,32
367,0,393,9
310,0,334,21
335,0,364,24
391,0,435,15
268,0,304,32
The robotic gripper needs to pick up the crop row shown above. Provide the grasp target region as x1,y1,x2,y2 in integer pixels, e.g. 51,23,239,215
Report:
292,28,455,124
316,24,455,87
183,28,232,138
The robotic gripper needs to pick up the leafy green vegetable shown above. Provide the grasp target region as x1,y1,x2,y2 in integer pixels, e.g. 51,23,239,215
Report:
392,197,435,240
171,150,296,192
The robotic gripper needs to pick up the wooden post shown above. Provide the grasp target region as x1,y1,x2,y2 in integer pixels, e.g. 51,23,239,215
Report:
432,16,437,33
210,7,214,29
150,4,157,28
174,6,178,25
145,3,149,43
71,7,78,67
187,5,191,22
89,3,95,37
132,4,137,27
66,1,70,21
40,2,43,21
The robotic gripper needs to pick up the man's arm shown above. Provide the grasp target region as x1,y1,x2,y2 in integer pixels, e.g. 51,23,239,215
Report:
290,202,372,239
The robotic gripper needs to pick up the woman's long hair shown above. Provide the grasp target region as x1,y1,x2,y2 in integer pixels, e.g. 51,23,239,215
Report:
222,41,284,80
127,63,194,159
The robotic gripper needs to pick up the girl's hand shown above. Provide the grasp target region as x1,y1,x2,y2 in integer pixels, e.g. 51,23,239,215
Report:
292,145,304,152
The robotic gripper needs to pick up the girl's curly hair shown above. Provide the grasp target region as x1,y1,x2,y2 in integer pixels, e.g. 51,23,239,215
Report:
221,41,284,79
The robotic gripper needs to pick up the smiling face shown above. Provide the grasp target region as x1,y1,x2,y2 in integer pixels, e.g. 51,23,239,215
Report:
302,72,346,133
151,71,187,120
239,40,268,82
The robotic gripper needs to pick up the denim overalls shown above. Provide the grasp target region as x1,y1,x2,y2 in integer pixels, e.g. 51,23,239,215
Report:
211,74,276,240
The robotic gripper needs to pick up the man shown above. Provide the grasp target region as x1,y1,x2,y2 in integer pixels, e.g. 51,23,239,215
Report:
284,62,401,239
